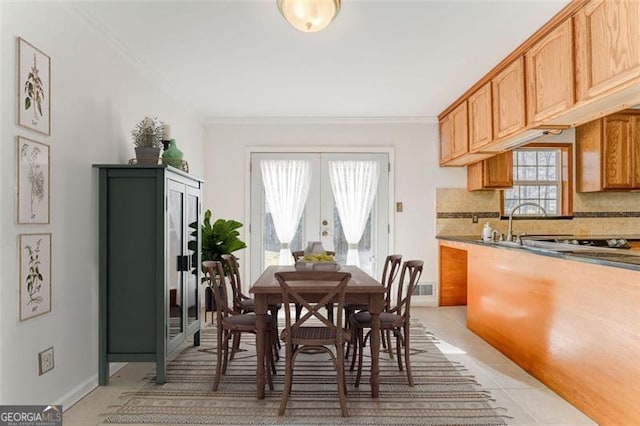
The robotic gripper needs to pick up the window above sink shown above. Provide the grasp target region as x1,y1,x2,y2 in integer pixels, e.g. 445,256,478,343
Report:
502,143,573,218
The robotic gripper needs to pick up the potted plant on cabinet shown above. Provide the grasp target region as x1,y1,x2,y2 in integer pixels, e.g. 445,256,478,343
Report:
131,116,164,165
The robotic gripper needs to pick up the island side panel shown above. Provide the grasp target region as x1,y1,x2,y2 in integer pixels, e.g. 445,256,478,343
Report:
465,243,640,426
438,241,468,306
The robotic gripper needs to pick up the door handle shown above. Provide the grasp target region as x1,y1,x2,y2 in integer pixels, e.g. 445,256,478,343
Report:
176,255,189,271
322,230,329,236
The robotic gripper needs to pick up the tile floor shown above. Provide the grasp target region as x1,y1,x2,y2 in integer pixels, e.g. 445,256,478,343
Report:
64,306,596,425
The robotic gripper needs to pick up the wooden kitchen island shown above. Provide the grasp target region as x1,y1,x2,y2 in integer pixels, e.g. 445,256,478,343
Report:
438,237,640,426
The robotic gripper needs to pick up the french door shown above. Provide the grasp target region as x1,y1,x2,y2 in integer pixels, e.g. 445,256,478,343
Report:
250,152,389,283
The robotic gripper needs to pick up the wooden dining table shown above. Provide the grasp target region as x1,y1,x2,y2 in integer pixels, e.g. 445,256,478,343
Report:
250,264,386,399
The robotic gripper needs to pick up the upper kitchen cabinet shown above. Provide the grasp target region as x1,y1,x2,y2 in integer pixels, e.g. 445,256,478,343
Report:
574,0,640,102
438,0,640,167
439,101,468,165
526,19,575,125
492,57,527,140
468,82,493,151
576,109,640,191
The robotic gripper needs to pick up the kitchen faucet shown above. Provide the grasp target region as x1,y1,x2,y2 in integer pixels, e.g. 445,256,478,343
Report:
506,202,547,242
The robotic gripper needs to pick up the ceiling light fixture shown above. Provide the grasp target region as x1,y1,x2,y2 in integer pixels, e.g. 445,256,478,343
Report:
277,0,341,33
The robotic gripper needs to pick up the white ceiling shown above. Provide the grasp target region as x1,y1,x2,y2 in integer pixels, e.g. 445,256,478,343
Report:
71,0,571,119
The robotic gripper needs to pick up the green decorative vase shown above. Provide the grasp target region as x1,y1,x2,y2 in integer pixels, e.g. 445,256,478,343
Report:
162,139,184,169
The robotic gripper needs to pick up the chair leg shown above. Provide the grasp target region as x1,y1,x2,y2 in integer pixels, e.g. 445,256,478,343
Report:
385,329,394,359
222,332,231,374
344,308,353,359
270,326,278,373
396,329,403,372
266,330,274,390
230,332,241,360
326,303,334,323
335,343,349,417
355,328,365,387
278,343,294,416
270,306,282,349
213,325,224,391
404,324,413,386
349,325,358,372
295,303,302,321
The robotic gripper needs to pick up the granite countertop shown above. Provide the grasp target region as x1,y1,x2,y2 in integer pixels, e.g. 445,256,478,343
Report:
437,235,640,272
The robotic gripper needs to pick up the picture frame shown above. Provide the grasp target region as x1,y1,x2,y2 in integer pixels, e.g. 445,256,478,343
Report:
19,233,52,321
17,37,50,136
17,136,50,224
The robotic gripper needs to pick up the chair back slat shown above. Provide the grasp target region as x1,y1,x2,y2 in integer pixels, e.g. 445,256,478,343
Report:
392,260,424,321
202,261,236,321
220,254,244,312
275,271,351,344
380,254,402,310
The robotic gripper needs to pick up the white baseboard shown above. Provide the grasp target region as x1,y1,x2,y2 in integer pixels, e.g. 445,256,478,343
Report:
58,362,127,411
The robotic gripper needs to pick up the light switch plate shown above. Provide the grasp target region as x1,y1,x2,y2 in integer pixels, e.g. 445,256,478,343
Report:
396,202,403,212
38,346,54,375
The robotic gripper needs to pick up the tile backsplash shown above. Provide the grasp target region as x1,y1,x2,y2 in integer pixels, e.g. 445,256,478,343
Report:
436,188,640,237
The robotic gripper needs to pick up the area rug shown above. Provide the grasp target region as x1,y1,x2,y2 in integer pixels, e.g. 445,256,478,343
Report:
102,321,510,425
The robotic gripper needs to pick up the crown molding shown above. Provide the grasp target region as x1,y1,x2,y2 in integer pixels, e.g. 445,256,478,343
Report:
204,116,438,125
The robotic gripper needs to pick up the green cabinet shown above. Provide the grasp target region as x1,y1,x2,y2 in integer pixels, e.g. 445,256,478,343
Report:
95,165,203,385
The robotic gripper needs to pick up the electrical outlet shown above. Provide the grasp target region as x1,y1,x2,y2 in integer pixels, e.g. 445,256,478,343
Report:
38,346,54,375
472,214,479,223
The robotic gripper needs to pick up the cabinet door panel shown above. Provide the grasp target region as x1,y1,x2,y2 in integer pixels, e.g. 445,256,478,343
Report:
468,83,493,151
186,188,200,328
168,186,185,344
527,19,574,124
575,0,640,101
467,152,513,191
575,119,603,192
602,114,633,189
439,115,453,165
493,57,527,139
452,102,469,158
634,116,640,188
484,151,513,188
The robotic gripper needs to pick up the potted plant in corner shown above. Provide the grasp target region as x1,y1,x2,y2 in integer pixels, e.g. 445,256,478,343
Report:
131,116,164,165
188,209,247,314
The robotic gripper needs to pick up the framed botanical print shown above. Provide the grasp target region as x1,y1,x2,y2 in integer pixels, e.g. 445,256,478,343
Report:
17,37,51,135
17,136,50,224
19,233,52,321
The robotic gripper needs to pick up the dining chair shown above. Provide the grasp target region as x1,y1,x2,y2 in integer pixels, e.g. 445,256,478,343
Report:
202,261,277,391
221,254,282,316
349,260,423,387
221,254,282,353
291,250,337,322
345,254,402,360
275,270,352,417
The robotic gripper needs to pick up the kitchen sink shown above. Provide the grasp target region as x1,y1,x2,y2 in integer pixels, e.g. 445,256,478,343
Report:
491,240,524,249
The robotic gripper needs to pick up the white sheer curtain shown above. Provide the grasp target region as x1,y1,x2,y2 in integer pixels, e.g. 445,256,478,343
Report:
261,160,311,265
329,160,379,266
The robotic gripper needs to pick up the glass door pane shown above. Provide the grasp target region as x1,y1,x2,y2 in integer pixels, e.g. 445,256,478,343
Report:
250,153,320,281
168,186,184,342
186,189,199,327
321,153,389,278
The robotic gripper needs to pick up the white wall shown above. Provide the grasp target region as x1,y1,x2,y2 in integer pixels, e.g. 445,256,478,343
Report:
1,2,204,406
203,119,466,301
